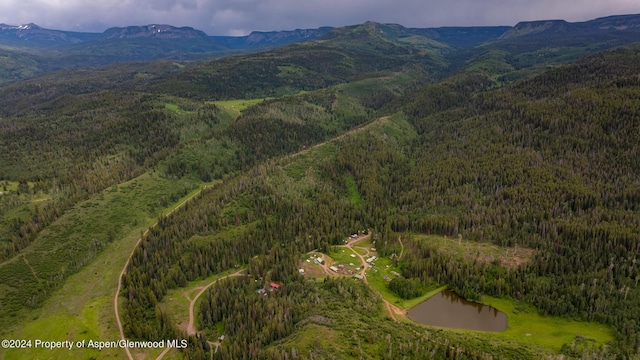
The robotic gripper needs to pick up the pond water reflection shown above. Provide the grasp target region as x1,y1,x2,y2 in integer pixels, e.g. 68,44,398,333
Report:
407,290,507,332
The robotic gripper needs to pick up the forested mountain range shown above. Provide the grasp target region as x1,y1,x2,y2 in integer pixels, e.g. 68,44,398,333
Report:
1,13,638,85
1,12,640,360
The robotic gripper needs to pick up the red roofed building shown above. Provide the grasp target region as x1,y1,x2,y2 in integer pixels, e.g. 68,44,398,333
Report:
270,282,281,289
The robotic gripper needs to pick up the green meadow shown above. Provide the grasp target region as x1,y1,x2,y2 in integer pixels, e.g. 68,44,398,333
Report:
211,97,273,118
481,296,614,351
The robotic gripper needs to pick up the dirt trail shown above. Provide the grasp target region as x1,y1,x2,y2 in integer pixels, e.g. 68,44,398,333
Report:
154,269,245,360
309,251,332,276
155,347,171,360
22,255,42,283
345,246,370,283
280,117,389,162
186,270,245,336
327,234,406,322
384,300,397,321
114,186,208,360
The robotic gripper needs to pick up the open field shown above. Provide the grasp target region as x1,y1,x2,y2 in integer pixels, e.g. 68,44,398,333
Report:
481,296,614,351
211,91,308,114
210,97,274,118
411,234,535,269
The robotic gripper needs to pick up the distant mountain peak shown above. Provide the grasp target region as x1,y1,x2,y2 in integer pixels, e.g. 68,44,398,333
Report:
501,14,640,40
23,23,40,30
212,27,333,49
0,23,41,31
589,14,640,30
102,24,209,39
0,23,92,45
512,19,568,30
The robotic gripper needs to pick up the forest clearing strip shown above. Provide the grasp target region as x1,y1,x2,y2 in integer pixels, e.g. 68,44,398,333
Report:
114,185,208,360
22,255,42,284
279,116,389,162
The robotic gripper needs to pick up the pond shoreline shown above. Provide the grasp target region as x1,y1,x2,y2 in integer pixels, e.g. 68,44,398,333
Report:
407,289,507,332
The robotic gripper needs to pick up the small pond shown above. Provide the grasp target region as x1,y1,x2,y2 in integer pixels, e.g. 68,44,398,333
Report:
407,290,507,332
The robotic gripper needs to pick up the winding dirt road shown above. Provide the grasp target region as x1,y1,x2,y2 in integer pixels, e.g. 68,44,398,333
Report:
327,234,407,322
186,270,245,336
114,186,208,360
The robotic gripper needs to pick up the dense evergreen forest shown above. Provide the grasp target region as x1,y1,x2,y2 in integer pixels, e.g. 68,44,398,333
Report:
2,18,640,360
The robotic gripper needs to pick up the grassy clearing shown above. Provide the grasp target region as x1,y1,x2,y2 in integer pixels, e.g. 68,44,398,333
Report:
299,254,329,280
0,172,210,360
422,295,615,355
328,248,359,267
0,180,18,192
211,98,273,118
277,65,308,78
412,234,534,269
165,103,181,111
344,175,363,206
480,296,614,351
282,141,338,180
160,268,242,332
325,235,447,311
364,252,445,310
271,323,339,356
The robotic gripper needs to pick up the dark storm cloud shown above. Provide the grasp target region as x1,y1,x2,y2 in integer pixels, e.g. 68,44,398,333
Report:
0,0,639,35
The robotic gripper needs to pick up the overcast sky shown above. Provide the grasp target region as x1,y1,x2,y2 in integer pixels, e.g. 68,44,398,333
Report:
1,0,640,36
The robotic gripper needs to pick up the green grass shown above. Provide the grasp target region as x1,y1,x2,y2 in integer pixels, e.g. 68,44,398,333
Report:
328,247,360,267
325,236,447,312
282,141,338,180
364,252,446,310
271,323,340,356
159,268,243,332
277,65,308,78
0,180,18,192
344,176,363,206
0,171,210,360
411,234,534,268
480,296,614,351
211,97,273,114
165,103,181,111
